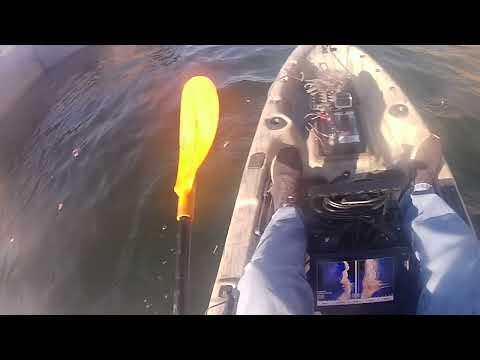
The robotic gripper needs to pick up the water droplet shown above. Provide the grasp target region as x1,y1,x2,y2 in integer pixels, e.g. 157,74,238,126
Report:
58,203,63,211
162,260,167,265
246,98,251,103
212,245,219,255
144,298,148,303
146,304,151,309
223,141,230,149
72,148,80,158
9,237,14,243
169,248,175,253
156,275,163,281
164,294,169,300
161,225,167,231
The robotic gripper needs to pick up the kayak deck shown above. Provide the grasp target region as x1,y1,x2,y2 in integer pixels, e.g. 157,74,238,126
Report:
207,45,476,315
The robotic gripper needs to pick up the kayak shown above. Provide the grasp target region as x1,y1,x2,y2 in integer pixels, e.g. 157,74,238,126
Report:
207,45,476,315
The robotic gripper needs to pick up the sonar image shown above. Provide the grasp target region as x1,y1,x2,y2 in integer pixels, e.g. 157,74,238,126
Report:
316,257,395,306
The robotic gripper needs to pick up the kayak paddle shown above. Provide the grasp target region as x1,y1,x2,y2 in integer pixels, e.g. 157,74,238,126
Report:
173,76,219,315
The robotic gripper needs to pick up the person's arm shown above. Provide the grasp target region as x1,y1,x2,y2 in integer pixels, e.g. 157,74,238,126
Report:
404,184,480,314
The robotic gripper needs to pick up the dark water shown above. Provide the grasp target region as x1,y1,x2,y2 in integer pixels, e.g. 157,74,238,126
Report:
0,45,479,314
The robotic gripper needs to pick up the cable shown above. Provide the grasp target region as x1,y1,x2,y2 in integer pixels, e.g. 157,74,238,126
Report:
328,45,355,78
311,177,388,221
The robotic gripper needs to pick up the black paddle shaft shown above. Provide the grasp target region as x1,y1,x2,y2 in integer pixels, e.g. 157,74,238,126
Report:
173,217,192,315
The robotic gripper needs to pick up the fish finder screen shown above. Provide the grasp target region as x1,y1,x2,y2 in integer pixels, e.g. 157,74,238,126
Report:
316,257,394,306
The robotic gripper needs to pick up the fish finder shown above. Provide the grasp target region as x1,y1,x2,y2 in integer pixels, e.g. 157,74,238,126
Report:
308,249,419,315
303,170,420,314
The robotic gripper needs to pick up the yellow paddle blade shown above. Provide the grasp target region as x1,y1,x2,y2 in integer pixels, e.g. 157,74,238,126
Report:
174,76,219,220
